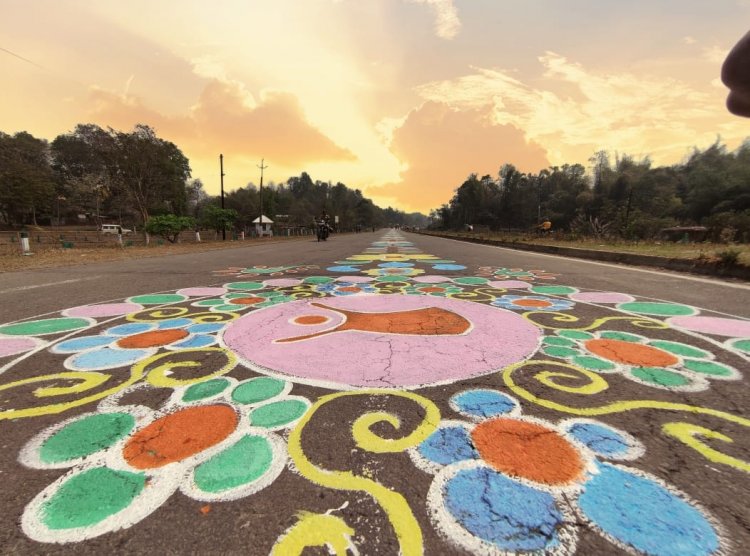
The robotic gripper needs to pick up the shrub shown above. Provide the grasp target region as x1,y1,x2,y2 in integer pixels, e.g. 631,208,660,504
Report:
144,214,195,243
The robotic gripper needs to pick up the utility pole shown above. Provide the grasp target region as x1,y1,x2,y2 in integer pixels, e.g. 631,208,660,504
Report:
258,158,268,234
220,154,225,240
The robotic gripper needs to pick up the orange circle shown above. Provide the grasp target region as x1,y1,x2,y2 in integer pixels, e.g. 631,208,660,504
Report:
294,315,329,325
123,405,237,469
338,287,362,293
233,297,265,305
585,338,678,366
420,287,445,293
471,418,584,485
117,328,188,349
514,299,553,308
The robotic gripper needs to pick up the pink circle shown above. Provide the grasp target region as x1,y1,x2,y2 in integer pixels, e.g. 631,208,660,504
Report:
223,295,541,389
667,316,750,337
488,280,532,290
334,276,374,283
413,275,452,284
177,287,229,297
570,292,635,304
263,279,302,287
63,302,144,318
0,337,41,357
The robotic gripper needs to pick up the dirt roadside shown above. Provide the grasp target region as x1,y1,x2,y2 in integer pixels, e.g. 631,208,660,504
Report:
0,236,312,273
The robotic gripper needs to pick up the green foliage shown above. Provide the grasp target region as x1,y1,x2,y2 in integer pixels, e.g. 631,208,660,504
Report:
201,205,238,233
144,214,195,243
716,248,741,266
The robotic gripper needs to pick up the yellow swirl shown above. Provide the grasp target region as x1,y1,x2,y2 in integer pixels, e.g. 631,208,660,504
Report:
126,307,188,322
0,369,143,420
141,347,237,387
522,313,669,331
663,423,750,473
503,360,750,427
288,390,440,556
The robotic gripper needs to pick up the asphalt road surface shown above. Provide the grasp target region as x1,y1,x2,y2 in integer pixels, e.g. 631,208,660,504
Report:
0,230,748,555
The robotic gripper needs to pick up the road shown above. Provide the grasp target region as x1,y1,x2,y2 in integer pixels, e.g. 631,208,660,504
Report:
0,231,748,555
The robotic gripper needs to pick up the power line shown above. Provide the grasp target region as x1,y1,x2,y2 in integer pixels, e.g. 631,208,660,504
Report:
0,46,47,71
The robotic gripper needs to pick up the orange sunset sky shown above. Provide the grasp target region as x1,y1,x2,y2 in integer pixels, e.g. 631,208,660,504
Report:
2,0,750,213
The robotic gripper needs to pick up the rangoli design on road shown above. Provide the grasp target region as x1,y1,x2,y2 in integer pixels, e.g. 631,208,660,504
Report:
0,230,748,554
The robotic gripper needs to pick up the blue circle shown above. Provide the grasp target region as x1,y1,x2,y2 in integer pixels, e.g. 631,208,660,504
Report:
418,426,477,466
156,318,193,329
107,323,153,336
452,390,517,418
566,422,631,458
327,265,361,273
445,466,563,551
579,462,718,556
186,323,225,334
54,335,115,353
433,264,466,271
378,262,414,268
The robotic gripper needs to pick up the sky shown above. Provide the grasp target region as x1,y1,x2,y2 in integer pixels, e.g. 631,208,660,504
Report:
2,0,750,213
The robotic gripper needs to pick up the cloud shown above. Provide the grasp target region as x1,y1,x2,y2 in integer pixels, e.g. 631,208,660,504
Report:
87,79,356,167
369,101,549,212
406,0,461,39
415,52,744,166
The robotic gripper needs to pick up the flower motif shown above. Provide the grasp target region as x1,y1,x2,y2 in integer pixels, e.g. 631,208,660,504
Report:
346,253,440,263
363,263,425,278
19,376,310,542
404,283,463,297
313,281,378,296
477,266,558,281
51,319,224,370
411,388,722,555
492,294,575,312
192,282,294,312
212,265,317,277
541,330,740,391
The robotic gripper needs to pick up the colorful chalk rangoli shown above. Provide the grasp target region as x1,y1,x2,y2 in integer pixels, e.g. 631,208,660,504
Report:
0,229,747,554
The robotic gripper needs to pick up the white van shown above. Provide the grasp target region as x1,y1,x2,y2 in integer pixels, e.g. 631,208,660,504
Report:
101,224,132,234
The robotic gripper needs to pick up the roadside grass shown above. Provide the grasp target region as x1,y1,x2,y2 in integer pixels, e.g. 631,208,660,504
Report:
427,231,750,267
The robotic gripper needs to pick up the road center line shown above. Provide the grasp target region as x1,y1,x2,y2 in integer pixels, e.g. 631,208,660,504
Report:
0,276,102,295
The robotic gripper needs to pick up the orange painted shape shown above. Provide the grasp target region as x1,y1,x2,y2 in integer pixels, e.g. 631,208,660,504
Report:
420,287,445,293
117,328,189,349
514,299,553,308
123,405,238,469
233,297,265,305
585,338,678,366
294,315,329,325
471,418,584,485
277,303,471,343
338,287,362,293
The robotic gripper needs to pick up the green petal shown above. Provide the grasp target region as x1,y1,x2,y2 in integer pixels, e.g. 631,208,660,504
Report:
232,377,286,405
42,467,145,529
249,399,309,428
183,378,231,402
542,346,578,358
682,359,734,377
631,367,691,387
40,413,135,464
543,337,577,348
225,281,264,290
572,355,617,371
648,341,709,358
193,435,273,493
558,330,594,340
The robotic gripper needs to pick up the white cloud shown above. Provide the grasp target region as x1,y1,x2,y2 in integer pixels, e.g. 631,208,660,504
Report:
683,36,697,45
703,45,729,64
407,0,461,39
416,52,746,166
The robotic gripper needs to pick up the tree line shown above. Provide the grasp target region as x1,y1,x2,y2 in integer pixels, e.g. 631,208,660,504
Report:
0,124,428,233
432,141,750,242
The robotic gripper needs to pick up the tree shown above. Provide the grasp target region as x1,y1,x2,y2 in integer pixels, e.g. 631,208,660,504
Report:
201,204,238,234
112,125,191,224
144,214,195,243
0,131,55,226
